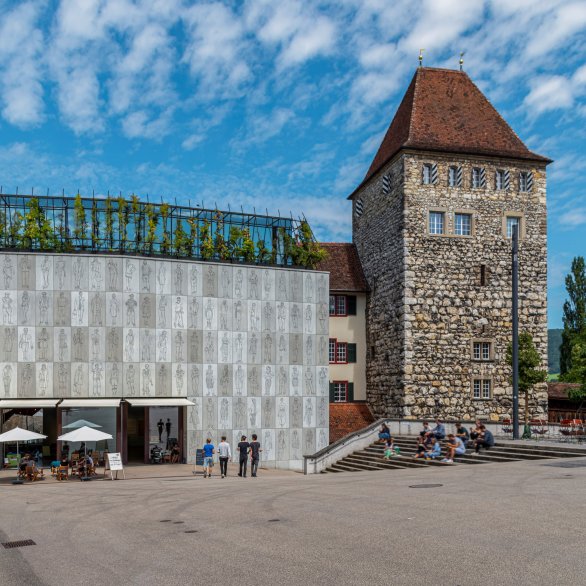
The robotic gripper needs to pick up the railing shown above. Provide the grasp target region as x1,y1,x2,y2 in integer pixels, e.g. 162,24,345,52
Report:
0,193,321,268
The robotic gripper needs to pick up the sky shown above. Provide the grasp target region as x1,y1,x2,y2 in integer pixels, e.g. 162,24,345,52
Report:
0,0,584,328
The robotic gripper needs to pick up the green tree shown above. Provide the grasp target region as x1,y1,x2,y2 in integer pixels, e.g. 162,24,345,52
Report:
214,212,229,260
9,212,24,248
0,209,6,247
91,199,100,250
117,197,129,252
160,203,171,254
241,229,255,263
507,331,547,435
23,198,56,250
173,219,190,257
566,333,586,401
200,220,214,260
73,193,87,248
560,257,586,378
104,196,115,250
288,221,327,269
145,204,159,255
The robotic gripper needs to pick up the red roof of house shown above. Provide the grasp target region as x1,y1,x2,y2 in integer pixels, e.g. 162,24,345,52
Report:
350,67,550,198
548,382,581,400
317,243,369,292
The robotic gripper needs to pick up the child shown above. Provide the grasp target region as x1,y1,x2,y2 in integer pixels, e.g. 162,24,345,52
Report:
383,437,395,459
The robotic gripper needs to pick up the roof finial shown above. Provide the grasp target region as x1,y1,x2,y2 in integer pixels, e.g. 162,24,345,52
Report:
418,49,424,67
459,51,465,71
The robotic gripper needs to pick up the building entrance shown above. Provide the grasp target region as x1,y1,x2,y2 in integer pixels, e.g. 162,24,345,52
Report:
126,407,145,462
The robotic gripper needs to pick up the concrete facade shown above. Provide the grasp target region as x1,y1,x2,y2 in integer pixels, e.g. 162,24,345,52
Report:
0,252,329,469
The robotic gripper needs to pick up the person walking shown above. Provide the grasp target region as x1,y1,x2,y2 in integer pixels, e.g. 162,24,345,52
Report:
218,436,232,478
202,438,215,478
249,434,262,477
237,435,250,477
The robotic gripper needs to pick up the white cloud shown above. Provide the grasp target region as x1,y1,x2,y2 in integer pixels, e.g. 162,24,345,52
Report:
234,107,295,148
558,206,586,229
246,0,337,69
182,3,251,100
524,75,575,115
0,1,45,127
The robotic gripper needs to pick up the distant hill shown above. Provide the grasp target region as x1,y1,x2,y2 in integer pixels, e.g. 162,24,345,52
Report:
548,328,563,374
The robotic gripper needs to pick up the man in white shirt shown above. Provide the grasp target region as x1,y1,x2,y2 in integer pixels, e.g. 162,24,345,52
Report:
218,436,232,479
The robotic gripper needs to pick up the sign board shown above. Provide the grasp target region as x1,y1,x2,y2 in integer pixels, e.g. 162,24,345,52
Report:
195,449,204,466
106,452,125,480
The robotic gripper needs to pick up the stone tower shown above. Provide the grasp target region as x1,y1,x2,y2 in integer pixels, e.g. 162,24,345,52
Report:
350,67,550,421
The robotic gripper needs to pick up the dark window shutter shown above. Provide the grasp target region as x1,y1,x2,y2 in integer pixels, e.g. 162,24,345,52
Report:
347,343,357,363
347,383,354,402
329,383,335,403
347,295,357,315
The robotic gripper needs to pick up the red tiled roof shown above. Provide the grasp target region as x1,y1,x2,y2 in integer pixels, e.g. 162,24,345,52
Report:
350,67,551,198
548,382,581,400
317,243,369,292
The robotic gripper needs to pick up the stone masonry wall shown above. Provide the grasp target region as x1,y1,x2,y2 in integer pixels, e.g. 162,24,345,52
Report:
402,153,548,420
352,152,548,422
352,156,406,418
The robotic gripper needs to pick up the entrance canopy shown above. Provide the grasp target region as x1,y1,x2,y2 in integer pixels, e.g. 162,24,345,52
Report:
125,398,195,407
0,400,59,409
59,399,121,408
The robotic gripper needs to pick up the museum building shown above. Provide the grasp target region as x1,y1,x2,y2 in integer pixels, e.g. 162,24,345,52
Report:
0,197,329,470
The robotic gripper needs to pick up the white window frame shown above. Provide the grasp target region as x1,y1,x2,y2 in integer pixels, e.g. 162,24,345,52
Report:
473,341,492,361
495,169,505,190
472,167,482,188
333,381,348,403
506,216,520,239
448,166,458,187
454,212,472,236
472,378,492,400
519,171,530,192
429,211,445,235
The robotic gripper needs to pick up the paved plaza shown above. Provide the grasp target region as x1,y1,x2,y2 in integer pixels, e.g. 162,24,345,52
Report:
1,459,586,586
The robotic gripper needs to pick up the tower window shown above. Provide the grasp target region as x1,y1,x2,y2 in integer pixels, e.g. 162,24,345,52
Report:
495,169,505,190
473,379,492,400
506,216,521,239
429,211,445,235
473,341,492,361
448,166,460,187
454,213,472,236
472,167,486,188
480,264,487,286
519,171,533,192
422,164,432,185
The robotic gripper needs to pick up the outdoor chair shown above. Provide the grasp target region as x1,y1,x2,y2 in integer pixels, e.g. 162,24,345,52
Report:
559,419,583,442
501,419,513,435
25,464,44,482
56,465,69,481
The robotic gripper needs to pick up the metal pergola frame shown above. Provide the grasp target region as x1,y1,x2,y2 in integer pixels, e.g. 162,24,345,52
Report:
0,192,309,267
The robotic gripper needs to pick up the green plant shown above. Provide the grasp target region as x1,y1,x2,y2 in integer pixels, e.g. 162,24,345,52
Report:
0,209,6,247
22,198,56,250
73,193,87,248
287,221,327,268
228,226,243,260
104,196,115,250
160,203,171,254
145,204,159,255
174,219,190,257
116,197,129,252
130,194,145,253
241,229,255,263
214,212,229,260
506,331,547,434
91,199,100,250
200,219,214,260
187,217,198,257
256,239,270,264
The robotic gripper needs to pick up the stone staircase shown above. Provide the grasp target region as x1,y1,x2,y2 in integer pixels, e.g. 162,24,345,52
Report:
324,435,586,473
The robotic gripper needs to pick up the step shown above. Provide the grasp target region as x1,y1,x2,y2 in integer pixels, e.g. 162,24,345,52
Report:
328,463,362,473
370,446,523,464
339,457,385,471
354,452,436,469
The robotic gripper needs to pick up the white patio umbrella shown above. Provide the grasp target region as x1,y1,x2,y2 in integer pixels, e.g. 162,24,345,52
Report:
0,427,47,483
62,419,102,429
57,426,113,481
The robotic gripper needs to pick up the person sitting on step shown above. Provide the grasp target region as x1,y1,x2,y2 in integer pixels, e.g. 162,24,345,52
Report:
422,437,441,460
441,434,466,464
378,423,391,442
455,422,469,445
419,421,432,438
429,419,446,440
473,425,495,454
413,434,433,459
383,437,396,459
